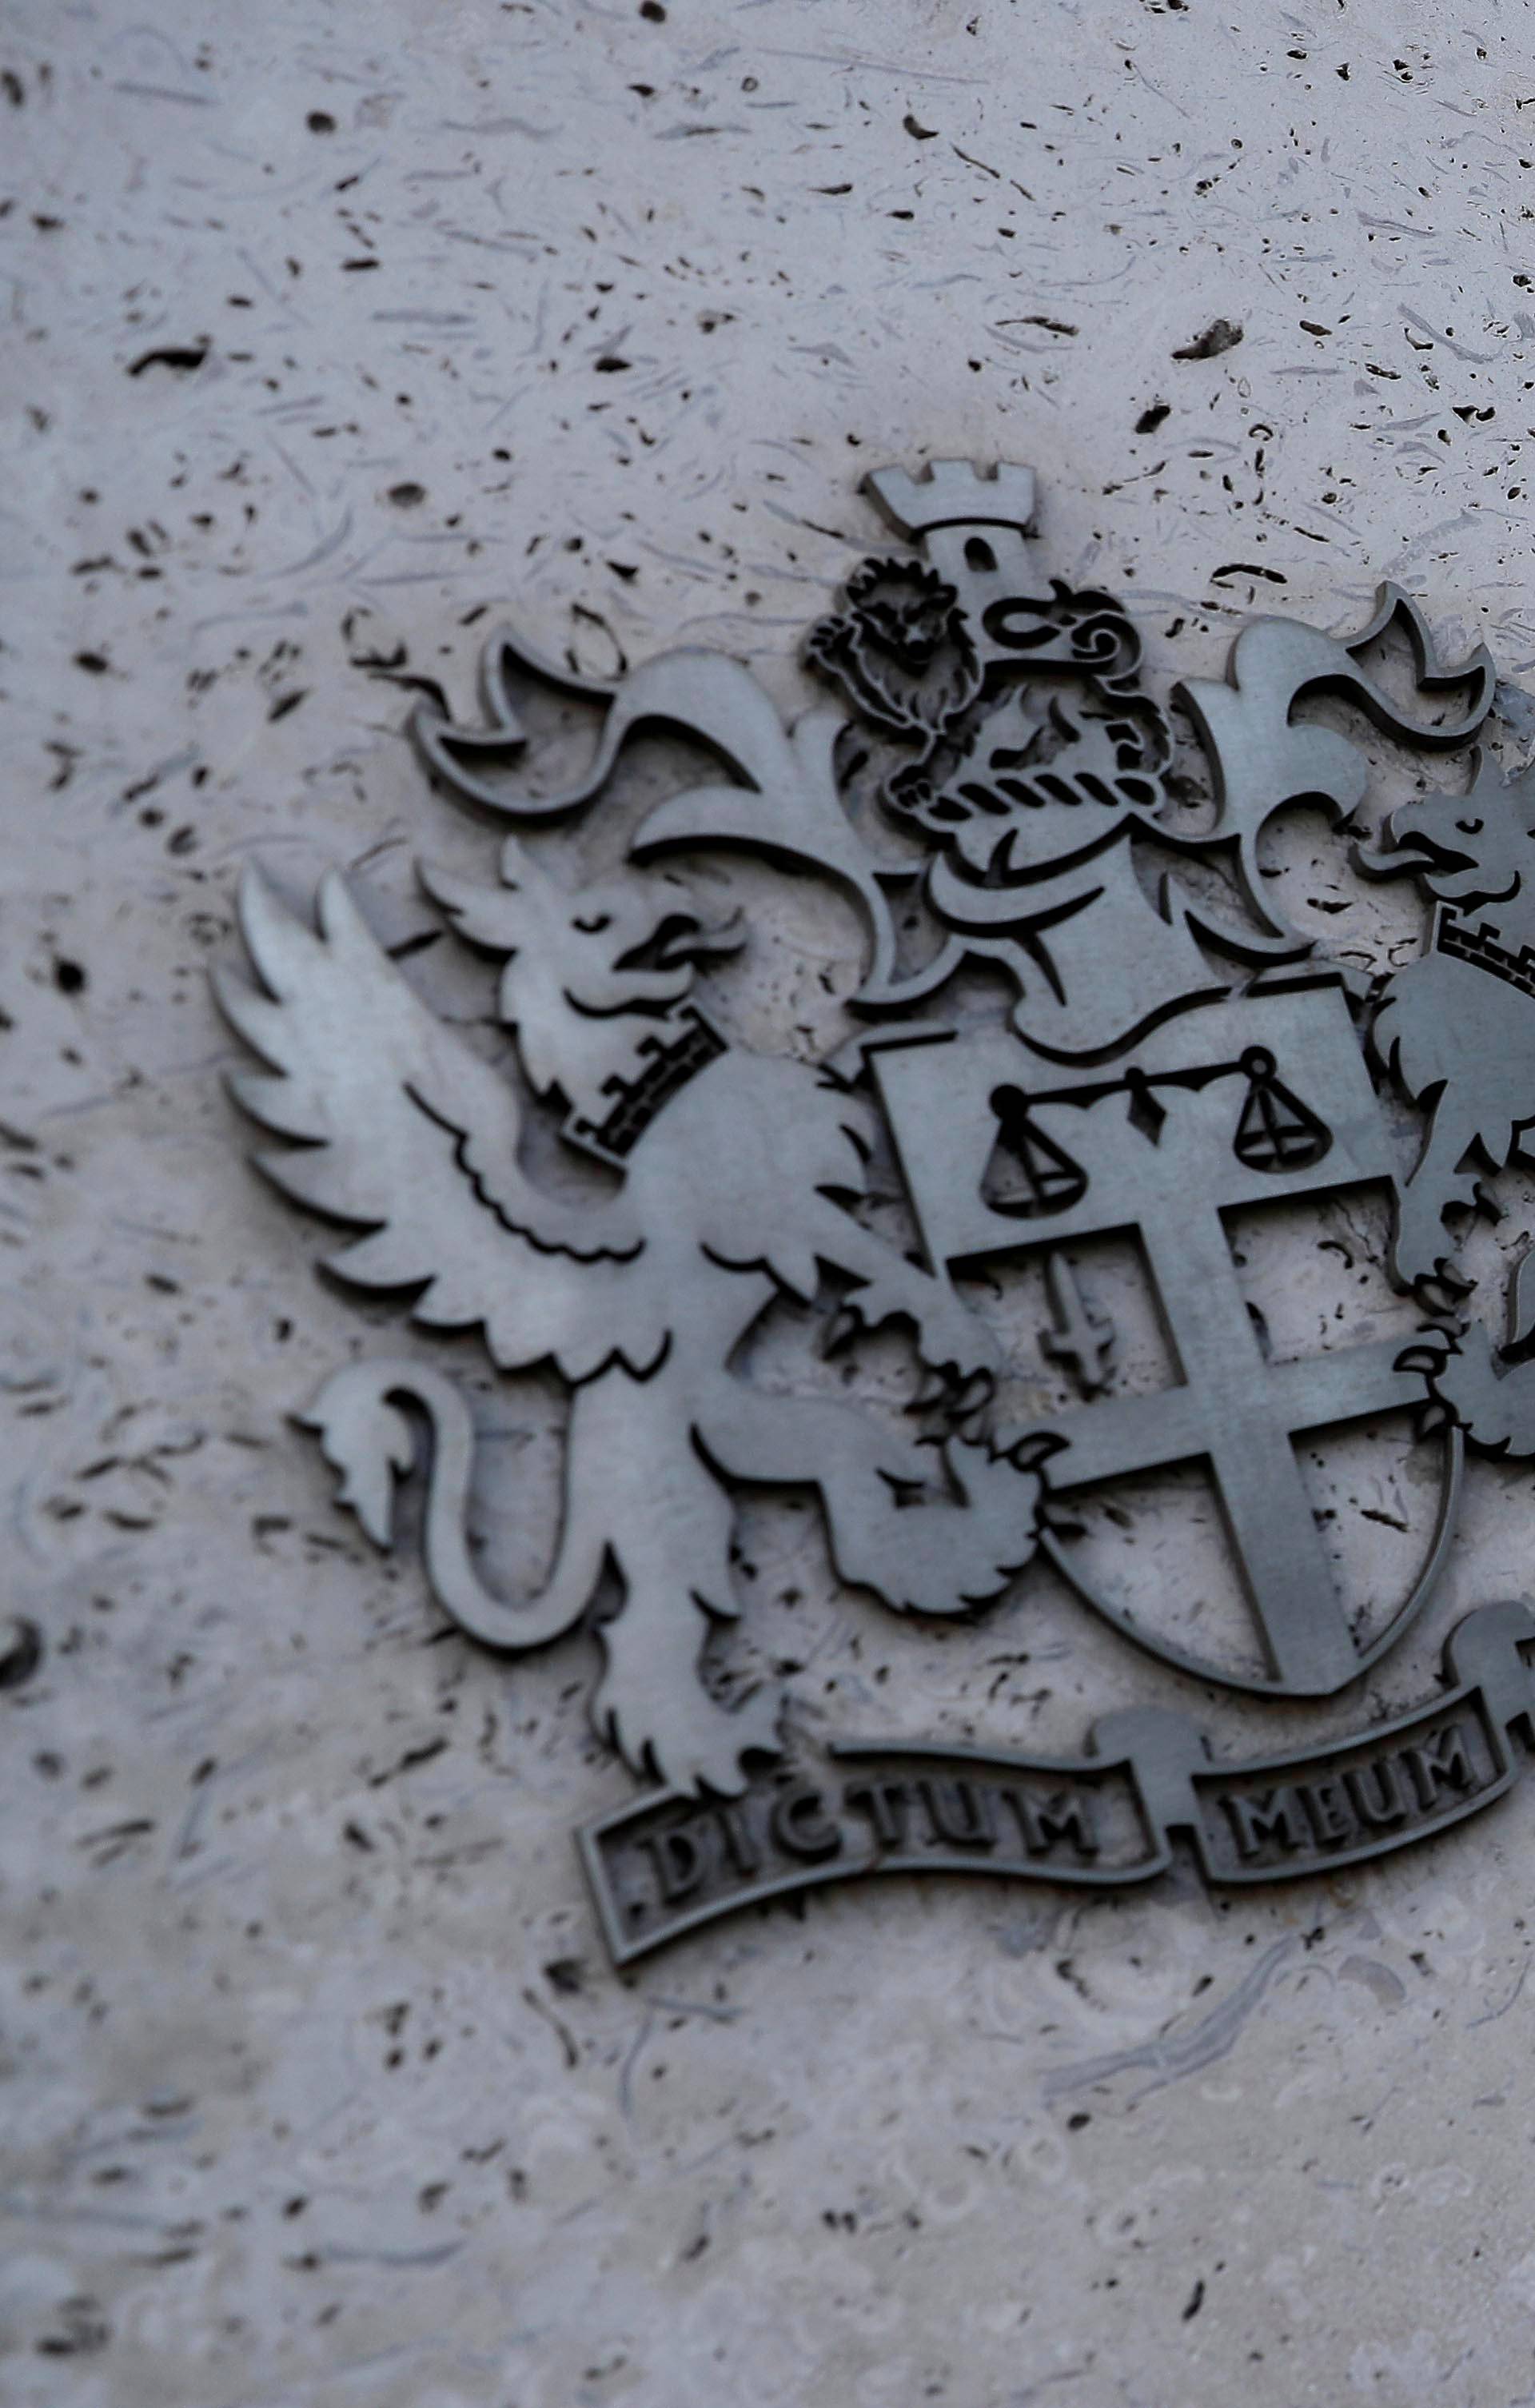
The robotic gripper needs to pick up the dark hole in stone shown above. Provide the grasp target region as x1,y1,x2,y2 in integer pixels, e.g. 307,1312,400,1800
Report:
307,110,336,133
54,959,86,995
127,341,209,377
0,1617,42,1689
1172,318,1243,362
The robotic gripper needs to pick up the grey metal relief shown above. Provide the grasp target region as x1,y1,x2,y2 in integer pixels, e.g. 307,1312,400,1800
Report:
218,456,1535,1960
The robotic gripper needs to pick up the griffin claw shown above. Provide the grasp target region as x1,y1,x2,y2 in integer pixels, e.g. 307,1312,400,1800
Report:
922,1366,999,1442
1007,1429,1069,1476
1407,1261,1474,1314
1394,1336,1453,1378
949,1368,996,1416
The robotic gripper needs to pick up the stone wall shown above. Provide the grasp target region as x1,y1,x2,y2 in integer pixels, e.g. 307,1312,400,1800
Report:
4,5,1534,2403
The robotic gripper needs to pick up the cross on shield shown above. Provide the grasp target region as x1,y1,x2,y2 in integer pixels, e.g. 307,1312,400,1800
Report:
870,981,1456,1696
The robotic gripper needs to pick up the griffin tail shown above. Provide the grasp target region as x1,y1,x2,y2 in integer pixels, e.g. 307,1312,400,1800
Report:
299,1360,603,1652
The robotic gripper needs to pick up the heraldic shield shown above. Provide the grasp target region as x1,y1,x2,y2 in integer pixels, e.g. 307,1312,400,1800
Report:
221,450,1535,1952
869,988,1457,1697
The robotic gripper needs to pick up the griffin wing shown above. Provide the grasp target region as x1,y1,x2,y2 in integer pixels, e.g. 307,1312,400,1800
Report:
217,866,660,1381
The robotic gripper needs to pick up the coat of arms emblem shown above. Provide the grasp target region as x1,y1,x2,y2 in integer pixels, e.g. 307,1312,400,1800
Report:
220,459,1535,1962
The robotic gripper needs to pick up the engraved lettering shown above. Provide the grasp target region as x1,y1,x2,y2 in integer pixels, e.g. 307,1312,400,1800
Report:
1401,1721,1475,1812
919,1776,997,1850
843,1779,911,1849
1009,1788,1100,1859
770,1785,843,1861
715,1801,761,1878
1300,1779,1354,1846
1344,1759,1409,1829
1222,1787,1307,1859
643,1824,707,1905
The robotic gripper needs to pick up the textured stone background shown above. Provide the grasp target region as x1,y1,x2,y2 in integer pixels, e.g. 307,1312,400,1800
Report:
6,2,1535,2402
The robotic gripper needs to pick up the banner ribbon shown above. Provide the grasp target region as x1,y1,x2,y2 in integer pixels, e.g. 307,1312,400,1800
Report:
579,1601,1535,1965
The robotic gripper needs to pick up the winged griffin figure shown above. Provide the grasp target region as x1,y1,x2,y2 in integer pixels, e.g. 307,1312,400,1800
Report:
1357,751,1535,1452
217,835,1044,1797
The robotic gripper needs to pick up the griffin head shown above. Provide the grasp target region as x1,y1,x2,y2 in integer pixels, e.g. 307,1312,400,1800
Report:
421,839,741,1109
1356,748,1535,915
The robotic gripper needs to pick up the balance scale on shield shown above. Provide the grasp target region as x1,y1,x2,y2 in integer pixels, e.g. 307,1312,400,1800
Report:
869,975,1456,1700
